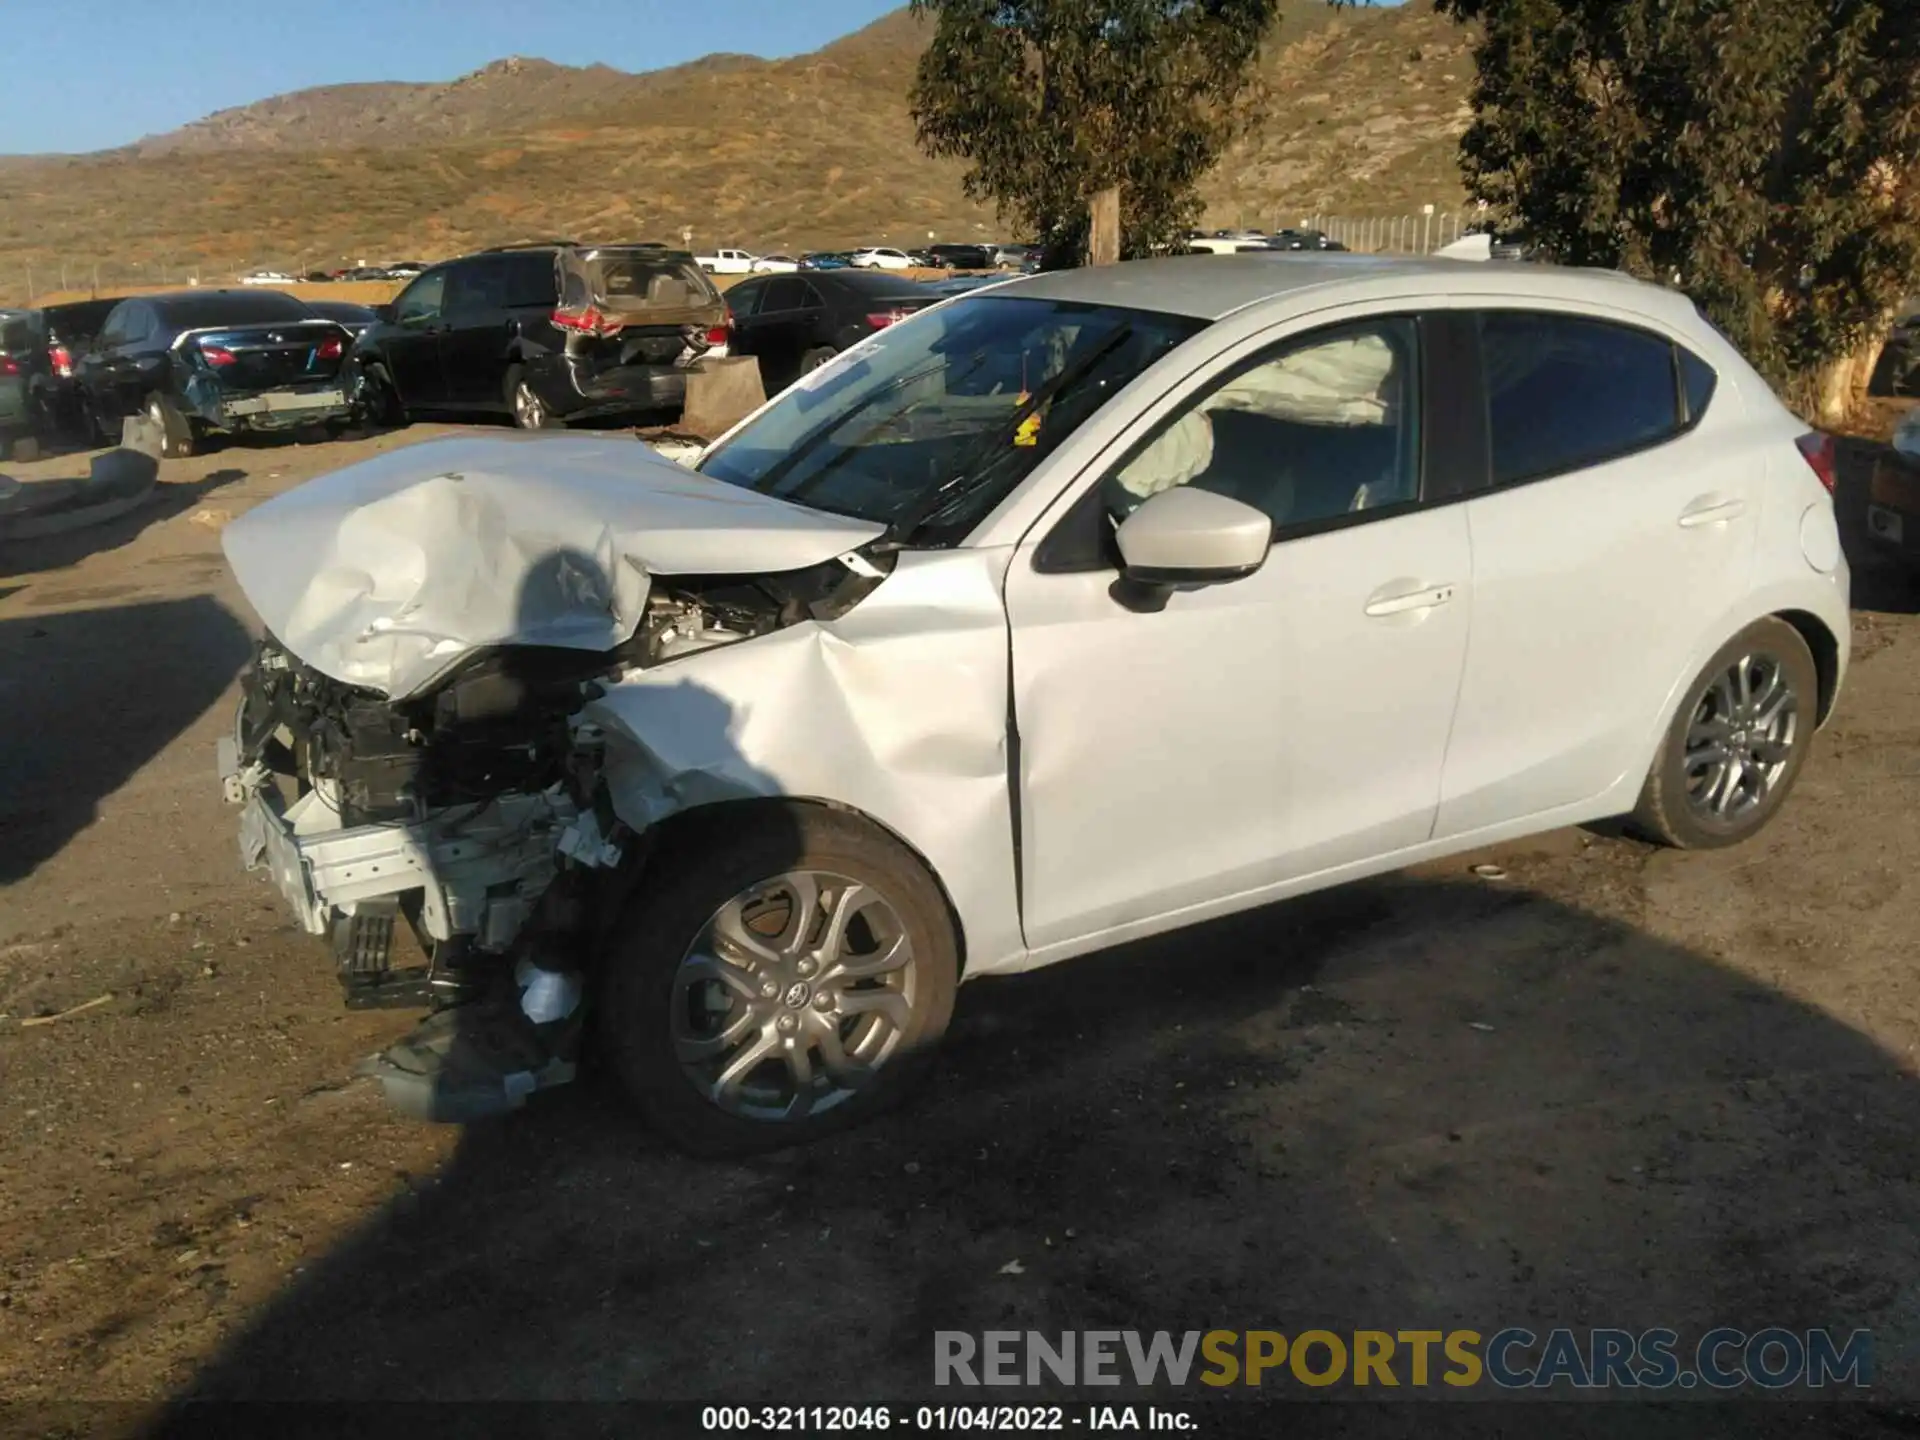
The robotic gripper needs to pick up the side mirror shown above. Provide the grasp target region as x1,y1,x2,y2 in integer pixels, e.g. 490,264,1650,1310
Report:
372,303,395,324
1112,486,1271,611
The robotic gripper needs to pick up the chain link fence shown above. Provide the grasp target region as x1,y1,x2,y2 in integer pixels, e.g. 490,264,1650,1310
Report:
4,258,370,305
1302,210,1482,255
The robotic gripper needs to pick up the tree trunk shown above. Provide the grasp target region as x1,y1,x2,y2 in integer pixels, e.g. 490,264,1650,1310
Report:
1811,324,1893,427
1088,187,1121,267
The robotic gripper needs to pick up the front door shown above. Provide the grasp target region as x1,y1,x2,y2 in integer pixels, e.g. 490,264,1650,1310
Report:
1433,308,1760,837
382,268,450,408
1004,313,1475,953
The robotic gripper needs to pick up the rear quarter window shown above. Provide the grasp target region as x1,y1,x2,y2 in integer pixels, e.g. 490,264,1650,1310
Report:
1478,312,1686,486
1680,347,1718,423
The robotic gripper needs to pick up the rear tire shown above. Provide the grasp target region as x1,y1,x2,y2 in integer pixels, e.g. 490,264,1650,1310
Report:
598,804,959,1157
1630,617,1819,849
505,364,556,430
799,345,838,376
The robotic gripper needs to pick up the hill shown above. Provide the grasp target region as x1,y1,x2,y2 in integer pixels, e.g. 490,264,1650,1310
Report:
0,2,1472,300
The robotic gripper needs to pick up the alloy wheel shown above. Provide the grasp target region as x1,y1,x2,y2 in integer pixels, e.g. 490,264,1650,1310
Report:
1682,651,1800,825
512,382,546,430
671,870,917,1122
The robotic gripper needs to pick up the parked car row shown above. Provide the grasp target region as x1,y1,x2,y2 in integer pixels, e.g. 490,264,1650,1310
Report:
0,242,738,456
697,242,1038,274
1184,227,1350,255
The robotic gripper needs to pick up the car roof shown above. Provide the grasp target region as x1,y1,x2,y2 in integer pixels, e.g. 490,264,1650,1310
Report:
1000,254,1698,327
142,289,318,325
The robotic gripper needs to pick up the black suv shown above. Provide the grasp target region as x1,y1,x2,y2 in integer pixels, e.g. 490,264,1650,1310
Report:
349,243,730,430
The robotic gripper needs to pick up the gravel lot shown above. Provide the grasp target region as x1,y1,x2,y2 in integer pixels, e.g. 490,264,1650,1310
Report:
4,419,1920,1437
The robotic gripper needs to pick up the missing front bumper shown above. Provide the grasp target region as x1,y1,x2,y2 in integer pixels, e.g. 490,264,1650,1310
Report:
223,733,587,1005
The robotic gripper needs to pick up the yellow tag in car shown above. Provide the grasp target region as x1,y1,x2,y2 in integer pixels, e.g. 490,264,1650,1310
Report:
1012,395,1040,447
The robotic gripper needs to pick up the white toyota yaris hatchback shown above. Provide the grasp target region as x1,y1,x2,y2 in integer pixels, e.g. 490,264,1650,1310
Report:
220,253,1849,1153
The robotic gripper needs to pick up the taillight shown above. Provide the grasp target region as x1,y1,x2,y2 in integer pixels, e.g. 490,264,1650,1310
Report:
704,324,729,347
200,344,238,367
315,334,343,361
1796,431,1837,495
552,305,623,337
865,309,912,329
0,356,17,378
49,344,73,377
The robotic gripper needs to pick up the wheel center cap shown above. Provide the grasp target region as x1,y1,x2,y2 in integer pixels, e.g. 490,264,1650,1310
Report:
783,981,812,1010
1732,729,1749,747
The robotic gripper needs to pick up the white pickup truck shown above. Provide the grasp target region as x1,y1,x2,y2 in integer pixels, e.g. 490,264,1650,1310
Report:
695,248,757,275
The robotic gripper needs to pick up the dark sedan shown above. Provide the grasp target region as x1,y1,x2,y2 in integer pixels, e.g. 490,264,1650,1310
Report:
300,299,382,340
74,289,354,457
724,270,936,393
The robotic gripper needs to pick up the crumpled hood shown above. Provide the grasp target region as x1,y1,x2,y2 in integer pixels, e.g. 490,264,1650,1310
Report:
222,433,884,699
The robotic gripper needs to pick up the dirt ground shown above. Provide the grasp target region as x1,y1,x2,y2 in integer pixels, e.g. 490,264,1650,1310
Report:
5,414,1920,1437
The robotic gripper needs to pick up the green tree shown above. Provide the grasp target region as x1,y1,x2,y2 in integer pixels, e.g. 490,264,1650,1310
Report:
1435,0,1920,422
908,0,1283,268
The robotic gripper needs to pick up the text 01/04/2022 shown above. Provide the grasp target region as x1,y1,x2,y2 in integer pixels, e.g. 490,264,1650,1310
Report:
701,1405,1194,1431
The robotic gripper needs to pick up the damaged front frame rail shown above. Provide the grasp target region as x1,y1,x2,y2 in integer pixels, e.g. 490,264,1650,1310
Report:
220,733,622,1002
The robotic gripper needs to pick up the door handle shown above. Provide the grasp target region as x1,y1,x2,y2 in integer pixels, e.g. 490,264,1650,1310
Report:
1678,496,1748,528
1364,582,1457,617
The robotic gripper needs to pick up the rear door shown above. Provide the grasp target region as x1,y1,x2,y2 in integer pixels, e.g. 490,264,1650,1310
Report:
724,278,769,359
439,256,513,409
1434,307,1759,837
382,267,451,407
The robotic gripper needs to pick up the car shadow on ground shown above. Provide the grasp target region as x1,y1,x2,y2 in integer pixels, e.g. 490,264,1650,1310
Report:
0,596,251,886
146,868,1920,1433
0,465,246,579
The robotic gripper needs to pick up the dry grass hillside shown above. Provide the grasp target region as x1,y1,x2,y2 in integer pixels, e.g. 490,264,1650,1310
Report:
0,2,1470,303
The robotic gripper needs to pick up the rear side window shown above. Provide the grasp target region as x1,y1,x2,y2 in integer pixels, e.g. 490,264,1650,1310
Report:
726,281,765,318
1478,312,1684,486
1680,347,1717,423
504,253,558,308
446,258,509,314
762,278,808,312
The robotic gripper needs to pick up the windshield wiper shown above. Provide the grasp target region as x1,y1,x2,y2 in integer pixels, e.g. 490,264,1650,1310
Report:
884,323,1136,544
743,350,989,503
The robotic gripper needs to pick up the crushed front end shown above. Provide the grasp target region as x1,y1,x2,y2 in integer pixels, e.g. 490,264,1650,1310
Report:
218,635,632,1117
213,432,890,1120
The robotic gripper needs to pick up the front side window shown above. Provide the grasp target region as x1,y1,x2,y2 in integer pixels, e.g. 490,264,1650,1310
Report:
393,270,447,326
1103,317,1422,535
699,295,1204,541
1479,312,1683,485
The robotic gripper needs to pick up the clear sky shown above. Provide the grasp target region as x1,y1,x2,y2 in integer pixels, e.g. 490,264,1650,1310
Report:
0,0,908,155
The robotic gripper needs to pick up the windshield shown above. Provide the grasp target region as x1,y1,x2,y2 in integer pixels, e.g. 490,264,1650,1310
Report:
698,295,1204,541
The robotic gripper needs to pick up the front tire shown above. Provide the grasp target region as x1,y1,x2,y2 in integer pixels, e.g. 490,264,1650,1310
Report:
146,393,195,459
1631,617,1819,849
355,364,407,428
599,805,959,1157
